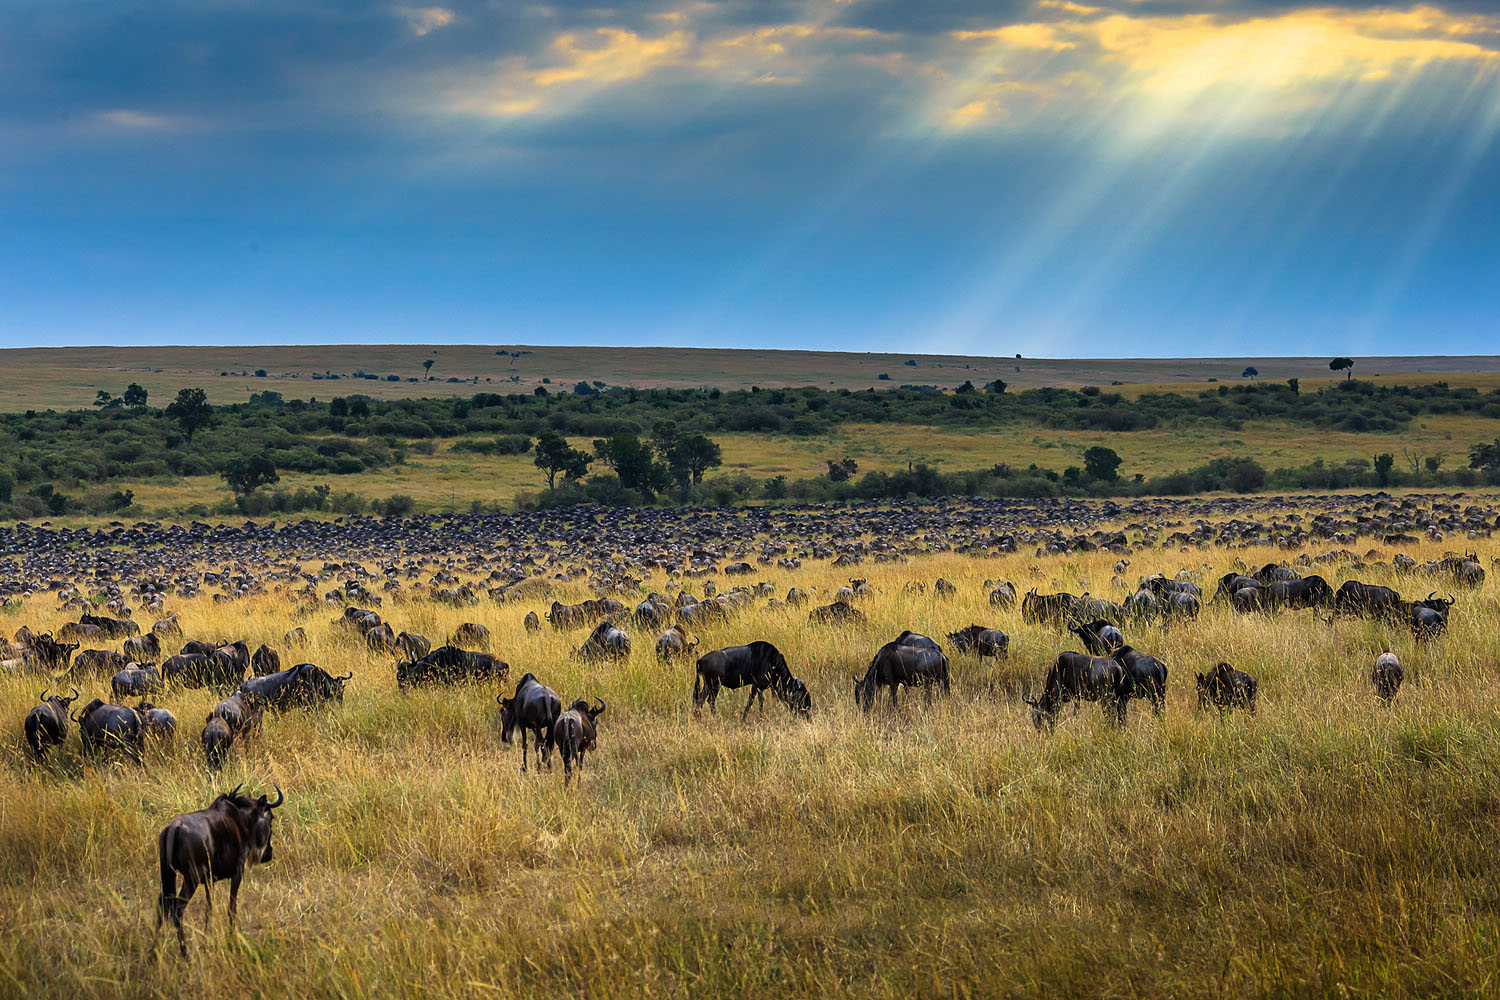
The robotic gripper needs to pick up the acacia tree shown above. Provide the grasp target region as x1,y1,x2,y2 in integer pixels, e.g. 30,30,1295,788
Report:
166,387,213,441
1329,357,1354,381
593,431,667,495
423,359,435,380
122,383,148,407
1083,446,1122,482
533,430,590,489
221,453,279,496
665,434,722,492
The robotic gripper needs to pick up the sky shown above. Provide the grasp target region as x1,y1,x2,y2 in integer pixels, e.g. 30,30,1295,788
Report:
2,0,1498,358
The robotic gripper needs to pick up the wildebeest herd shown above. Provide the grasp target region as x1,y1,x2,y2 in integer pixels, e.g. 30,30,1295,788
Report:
0,490,1494,953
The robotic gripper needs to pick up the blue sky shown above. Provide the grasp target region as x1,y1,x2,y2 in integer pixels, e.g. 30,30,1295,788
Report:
2,0,1498,356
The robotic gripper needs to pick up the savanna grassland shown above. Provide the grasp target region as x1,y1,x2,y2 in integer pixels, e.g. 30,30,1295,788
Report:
2,517,1499,998
4,344,1500,410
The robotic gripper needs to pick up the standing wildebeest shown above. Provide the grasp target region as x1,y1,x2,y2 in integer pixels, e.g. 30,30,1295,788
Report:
988,581,1017,608
499,673,562,772
1111,645,1167,715
157,785,282,955
1214,573,1261,602
1401,593,1454,642
202,716,233,770
655,625,698,662
396,632,431,661
211,692,263,738
112,663,162,699
523,611,541,632
241,663,352,710
552,698,605,786
70,649,130,679
852,634,950,712
138,702,177,745
75,698,143,762
1023,652,1131,731
810,602,865,625
577,621,631,661
153,617,184,643
123,633,162,665
79,614,140,639
1372,650,1403,703
1068,619,1124,657
694,641,792,719
396,647,507,689
1022,589,1075,627
365,624,398,655
1196,663,1258,714
282,627,309,648
1262,575,1332,610
946,625,1009,660
23,688,79,761
251,644,281,677
1334,581,1403,618
634,599,672,629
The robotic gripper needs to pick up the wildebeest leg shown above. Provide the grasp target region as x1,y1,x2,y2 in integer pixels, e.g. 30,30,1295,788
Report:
742,687,756,721
520,729,528,773
201,877,213,934
175,875,197,956
888,681,898,711
707,677,720,713
228,865,242,930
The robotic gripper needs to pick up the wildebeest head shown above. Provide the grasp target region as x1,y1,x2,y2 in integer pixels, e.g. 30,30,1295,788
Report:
39,687,80,711
221,783,284,864
498,694,519,743
1021,692,1053,731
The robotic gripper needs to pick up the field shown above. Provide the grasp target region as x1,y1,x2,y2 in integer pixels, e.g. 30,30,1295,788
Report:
3,344,1500,410
2,498,1499,997
102,413,1500,518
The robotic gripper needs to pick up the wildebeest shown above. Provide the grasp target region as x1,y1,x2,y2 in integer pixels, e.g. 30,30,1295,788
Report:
546,598,618,630
1372,650,1403,703
202,716,233,770
395,647,508,689
122,633,163,665
988,581,1017,608
853,634,950,712
241,663,352,710
25,634,78,674
1023,652,1131,731
576,621,630,661
1403,593,1454,642
452,622,491,649
1110,645,1167,715
112,663,162,699
251,644,281,677
810,602,865,625
1333,581,1403,618
162,650,243,690
552,698,605,786
785,588,809,607
1068,619,1124,657
153,617,184,643
1022,589,1075,627
523,611,541,632
70,648,130,679
946,625,1009,660
655,624,698,662
211,692,263,738
75,698,143,762
1196,662,1257,714
138,702,177,744
282,627,309,648
396,631,431,661
633,598,671,629
79,613,140,639
156,785,282,955
365,624,398,655
1214,572,1261,602
499,673,562,772
23,688,78,761
1262,575,1333,610
694,640,793,719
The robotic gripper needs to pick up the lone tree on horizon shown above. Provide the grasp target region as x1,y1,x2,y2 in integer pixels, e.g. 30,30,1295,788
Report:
423,359,435,380
1330,357,1354,380
166,387,213,441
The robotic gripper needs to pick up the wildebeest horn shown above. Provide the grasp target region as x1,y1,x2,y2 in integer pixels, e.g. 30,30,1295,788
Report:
69,687,78,701
1426,591,1436,601
337,672,353,682
1021,694,1036,706
267,785,284,809
38,688,48,703
1446,594,1455,607
229,783,243,798
593,697,606,716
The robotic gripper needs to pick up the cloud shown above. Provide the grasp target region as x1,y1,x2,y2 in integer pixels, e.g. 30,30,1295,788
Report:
96,109,186,130
397,6,456,37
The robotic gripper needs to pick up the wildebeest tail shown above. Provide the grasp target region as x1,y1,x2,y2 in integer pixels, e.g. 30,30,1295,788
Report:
157,826,181,922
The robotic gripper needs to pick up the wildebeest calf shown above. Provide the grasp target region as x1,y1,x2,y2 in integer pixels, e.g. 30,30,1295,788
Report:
552,698,605,786
1196,662,1257,714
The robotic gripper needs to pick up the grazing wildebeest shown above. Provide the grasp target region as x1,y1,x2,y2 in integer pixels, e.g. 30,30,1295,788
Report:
1372,650,1403,703
1022,589,1075,627
1333,581,1403,618
576,621,631,661
1262,575,1333,610
156,785,282,955
23,688,79,761
123,633,163,665
552,698,605,786
138,702,177,744
112,663,162,699
946,625,1009,660
1254,563,1300,584
241,663,352,710
71,648,130,678
1404,593,1454,642
1214,573,1261,602
785,588,809,607
523,611,541,632
1111,645,1167,715
655,625,698,662
75,698,143,762
1230,586,1265,613
633,598,672,629
396,647,508,689
1068,619,1124,657
180,640,221,657
499,673,562,772
852,634,950,712
79,614,140,639
933,578,957,599
452,622,491,649
282,627,309,648
810,602,865,625
694,641,792,719
201,716,233,770
25,634,77,674
365,624,398,655
1023,652,1131,731
779,676,812,718
153,617,184,643
1196,663,1258,714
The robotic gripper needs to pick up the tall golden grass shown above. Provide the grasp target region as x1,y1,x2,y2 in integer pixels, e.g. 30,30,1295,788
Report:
1,534,1497,997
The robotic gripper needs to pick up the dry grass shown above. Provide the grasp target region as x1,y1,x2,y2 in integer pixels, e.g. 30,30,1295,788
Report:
3,344,1498,410
1,528,1499,997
